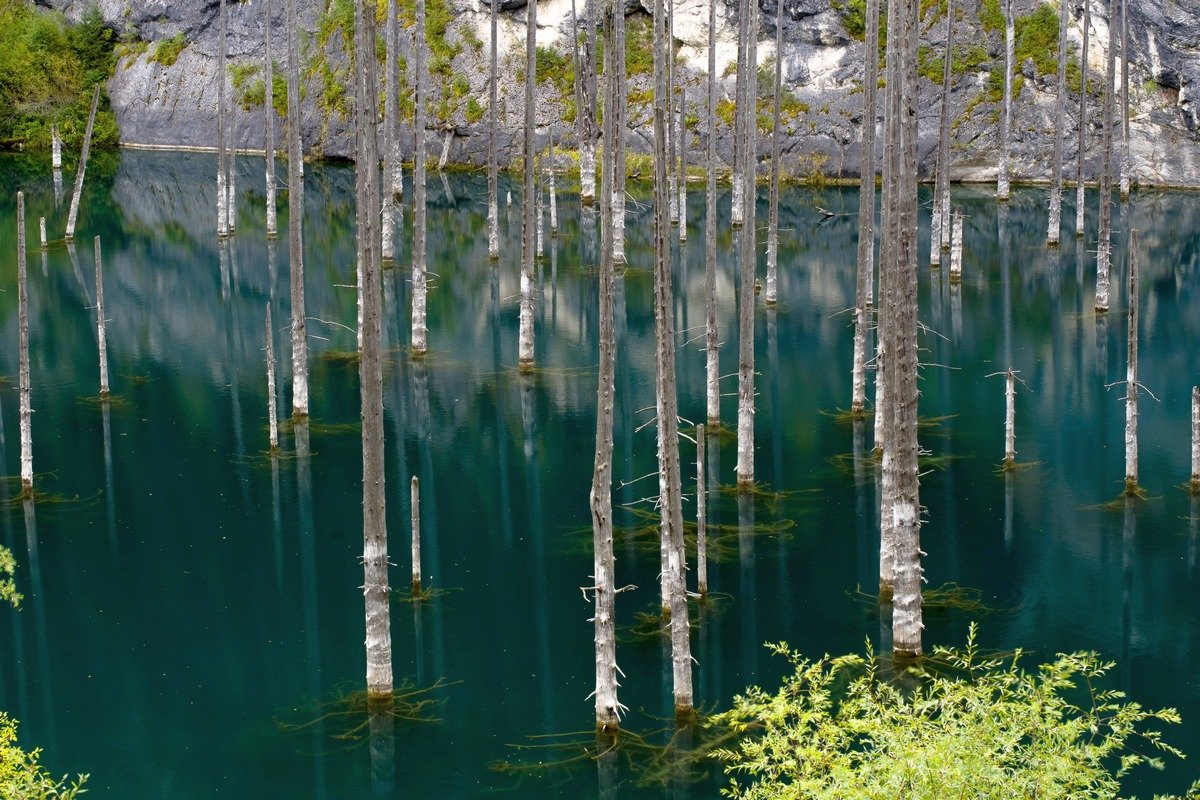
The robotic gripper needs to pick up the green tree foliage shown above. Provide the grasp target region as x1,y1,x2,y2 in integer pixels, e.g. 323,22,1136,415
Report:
714,627,1199,800
0,1,118,150
0,714,86,799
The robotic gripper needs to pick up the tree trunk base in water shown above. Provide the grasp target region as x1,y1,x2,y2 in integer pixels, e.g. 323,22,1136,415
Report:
674,705,698,727
1190,477,1200,495
518,359,536,374
1124,477,1142,496
878,583,893,604
366,692,395,713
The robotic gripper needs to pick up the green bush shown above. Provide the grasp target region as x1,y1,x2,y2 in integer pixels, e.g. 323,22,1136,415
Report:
149,32,186,67
0,713,86,799
715,627,1197,800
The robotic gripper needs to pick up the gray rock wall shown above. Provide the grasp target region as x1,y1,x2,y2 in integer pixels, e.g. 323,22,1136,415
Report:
35,0,1200,186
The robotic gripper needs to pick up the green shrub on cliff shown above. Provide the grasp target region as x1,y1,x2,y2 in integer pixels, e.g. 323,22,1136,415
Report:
0,2,118,151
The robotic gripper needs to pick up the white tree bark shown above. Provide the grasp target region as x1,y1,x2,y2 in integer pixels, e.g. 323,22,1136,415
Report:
38,217,46,250
488,0,500,258
696,424,707,597
930,0,953,267
577,0,598,205
51,125,62,170
949,209,963,280
611,6,627,265
1119,0,1130,200
1047,0,1068,245
17,193,32,492
94,236,109,398
518,0,538,367
1190,386,1199,492
266,304,279,451
64,85,100,243
411,476,422,591
997,0,1013,201
852,0,879,413
536,162,545,257
1124,229,1139,491
1076,0,1089,238
765,0,783,306
1004,371,1015,467
412,0,430,356
217,0,229,238
735,0,757,488
286,0,309,416
678,83,687,243
1095,0,1116,312
381,0,399,262
704,0,720,427
265,0,279,240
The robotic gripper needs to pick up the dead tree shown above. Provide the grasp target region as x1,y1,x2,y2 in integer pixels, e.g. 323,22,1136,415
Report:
1075,0,1089,238
652,0,694,718
736,0,758,488
1124,229,1139,493
579,0,598,204
704,0,720,426
265,0,279,239
1190,386,1199,494
731,0,748,228
93,236,109,398
1047,0,1068,244
411,476,421,591
997,0,1013,200
765,0,783,306
64,85,100,243
266,304,279,451
1095,0,1116,312
612,5,627,264
382,0,401,262
16,193,32,492
696,424,708,596
519,0,537,367
412,0,430,355
930,0,953,265
354,0,393,705
218,0,229,238
488,0,500,258
1119,0,1130,199
286,0,309,416
851,0,879,413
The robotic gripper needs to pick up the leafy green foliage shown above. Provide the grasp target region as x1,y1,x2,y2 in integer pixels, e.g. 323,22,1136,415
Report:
714,627,1197,800
1014,2,1060,76
0,713,86,798
0,1,118,150
149,32,186,67
0,545,20,609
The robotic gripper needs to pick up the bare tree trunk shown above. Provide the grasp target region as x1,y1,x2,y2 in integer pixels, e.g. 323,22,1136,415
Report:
1047,0,1068,244
227,109,237,237
412,0,430,356
612,5,627,264
591,8,621,724
1124,228,1139,492
411,476,422,591
852,0,879,414
653,0,693,717
890,0,922,658
286,0,309,417
731,0,748,228
931,0,953,266
1095,0,1116,312
1191,386,1199,493
678,74,687,243
265,0,279,240
16,193,32,492
64,85,100,243
765,0,782,306
488,0,500,257
519,0,538,368
667,0,678,226
93,236,109,398
266,304,279,451
354,0,393,705
949,209,963,280
536,154,545,257
1003,370,1015,467
696,424,707,597
382,0,400,262
1119,0,1130,200
1076,0,1089,238
51,125,62,170
705,0,719,426
575,0,598,205
736,0,757,488
217,0,229,238
549,135,558,236
997,0,1013,200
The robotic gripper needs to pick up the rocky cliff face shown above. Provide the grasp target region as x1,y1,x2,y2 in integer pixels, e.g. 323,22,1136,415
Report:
35,0,1200,186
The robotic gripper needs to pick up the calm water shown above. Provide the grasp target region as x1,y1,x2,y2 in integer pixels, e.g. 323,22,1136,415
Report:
0,151,1198,797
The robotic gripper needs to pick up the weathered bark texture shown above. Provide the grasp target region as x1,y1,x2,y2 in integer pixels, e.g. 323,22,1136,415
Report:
38,218,46,250
1124,228,1139,491
354,0,393,704
997,0,1013,200
1076,0,1089,238
1047,0,1068,245
678,76,686,244
518,0,537,367
412,0,430,356
949,209,963,281
266,304,279,451
735,0,757,487
578,0,598,204
851,0,879,414
382,0,400,261
696,425,708,597
488,0,499,258
930,0,953,267
765,0,782,306
64,85,100,243
704,0,719,426
93,236,109,398
652,0,693,717
16,193,32,491
264,0,278,240
286,0,309,417
51,125,62,170
1190,386,1199,493
1119,0,1130,200
411,476,422,591
217,0,229,238
731,0,747,228
611,5,626,264
1095,0,1116,312
1004,371,1015,467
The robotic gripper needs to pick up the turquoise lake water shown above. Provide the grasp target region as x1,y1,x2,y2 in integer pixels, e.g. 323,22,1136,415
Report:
0,150,1198,797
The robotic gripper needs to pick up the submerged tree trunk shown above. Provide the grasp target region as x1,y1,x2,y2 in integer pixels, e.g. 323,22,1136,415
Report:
765,0,783,306
852,0,879,413
1003,371,1015,467
931,0,953,266
736,0,758,488
287,0,309,417
64,85,100,243
266,304,279,451
17,193,32,492
705,0,720,426
1095,0,1116,312
93,236,109,398
217,0,229,238
1124,229,1139,492
1047,0,1068,244
265,0,278,240
1191,386,1199,494
997,0,1013,200
411,476,422,591
518,0,537,368
696,424,708,596
412,0,430,356
949,209,963,280
354,0,393,705
652,0,693,718
579,0,598,204
1076,0,1090,238
488,0,500,258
